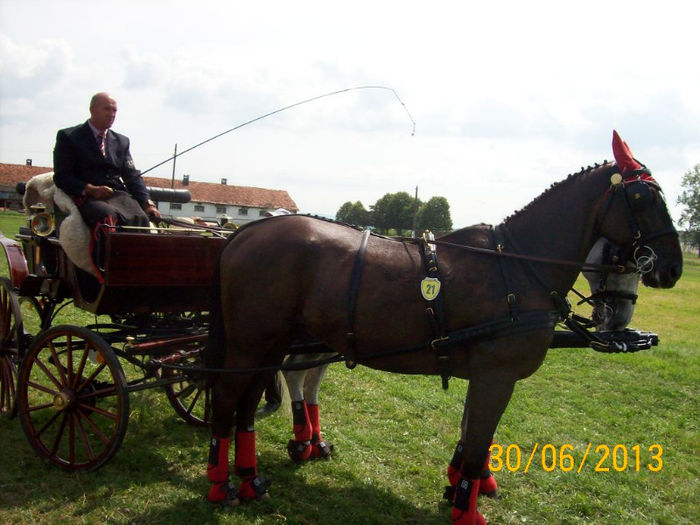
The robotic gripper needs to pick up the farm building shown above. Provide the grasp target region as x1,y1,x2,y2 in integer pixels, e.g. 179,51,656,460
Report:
0,162,298,226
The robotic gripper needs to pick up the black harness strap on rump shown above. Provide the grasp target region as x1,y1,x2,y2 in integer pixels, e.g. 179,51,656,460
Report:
419,233,451,389
345,229,371,369
493,225,519,321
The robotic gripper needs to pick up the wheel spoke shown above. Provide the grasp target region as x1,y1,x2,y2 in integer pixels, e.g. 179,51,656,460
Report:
47,340,68,386
66,334,74,386
74,412,97,461
185,387,203,415
79,383,117,400
72,342,90,390
69,413,76,465
34,409,62,438
76,361,107,394
33,352,64,391
174,382,197,399
49,411,69,456
76,408,111,444
25,377,60,396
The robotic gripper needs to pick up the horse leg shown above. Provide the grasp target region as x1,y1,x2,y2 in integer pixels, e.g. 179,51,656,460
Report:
207,371,272,504
283,359,313,461
233,372,272,501
451,377,515,525
303,362,333,459
207,374,247,505
447,391,498,498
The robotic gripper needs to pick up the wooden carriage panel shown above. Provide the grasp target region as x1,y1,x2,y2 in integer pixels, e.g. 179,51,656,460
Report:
104,232,226,287
86,232,228,314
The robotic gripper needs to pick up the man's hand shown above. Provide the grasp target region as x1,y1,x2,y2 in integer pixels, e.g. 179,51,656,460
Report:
144,204,162,221
84,183,114,200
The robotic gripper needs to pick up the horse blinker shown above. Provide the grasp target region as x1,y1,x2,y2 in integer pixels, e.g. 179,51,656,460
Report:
625,181,655,212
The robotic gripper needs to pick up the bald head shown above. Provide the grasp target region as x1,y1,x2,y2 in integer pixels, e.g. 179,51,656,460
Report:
89,92,118,132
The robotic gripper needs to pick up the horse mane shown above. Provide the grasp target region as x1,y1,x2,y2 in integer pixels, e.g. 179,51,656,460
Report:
503,161,615,224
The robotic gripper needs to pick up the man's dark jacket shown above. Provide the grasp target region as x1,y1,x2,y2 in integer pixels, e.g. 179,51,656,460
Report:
53,121,149,205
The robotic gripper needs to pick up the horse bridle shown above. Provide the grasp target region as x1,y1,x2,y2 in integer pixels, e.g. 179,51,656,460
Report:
595,165,678,275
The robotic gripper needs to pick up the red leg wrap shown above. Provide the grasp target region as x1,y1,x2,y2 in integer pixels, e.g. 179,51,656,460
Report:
287,401,312,461
479,443,498,498
207,435,238,504
307,403,334,459
447,440,464,487
234,430,270,501
292,401,312,441
234,431,257,479
451,478,487,525
307,403,321,439
207,435,230,483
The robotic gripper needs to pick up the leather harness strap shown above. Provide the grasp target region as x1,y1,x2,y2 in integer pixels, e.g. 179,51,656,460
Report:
419,232,451,389
345,229,371,369
493,225,519,321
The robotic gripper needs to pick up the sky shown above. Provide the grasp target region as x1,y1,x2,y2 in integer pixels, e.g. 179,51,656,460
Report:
1,0,698,228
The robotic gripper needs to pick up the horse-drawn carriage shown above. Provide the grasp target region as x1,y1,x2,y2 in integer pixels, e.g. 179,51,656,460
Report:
0,131,683,524
0,176,225,471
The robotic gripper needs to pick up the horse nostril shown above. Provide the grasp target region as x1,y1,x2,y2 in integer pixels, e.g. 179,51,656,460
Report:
670,263,683,281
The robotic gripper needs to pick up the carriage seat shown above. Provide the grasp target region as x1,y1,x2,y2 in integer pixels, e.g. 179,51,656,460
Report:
23,172,98,277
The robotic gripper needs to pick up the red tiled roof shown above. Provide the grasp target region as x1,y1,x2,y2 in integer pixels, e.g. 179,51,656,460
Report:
143,176,298,211
0,163,53,187
0,163,298,212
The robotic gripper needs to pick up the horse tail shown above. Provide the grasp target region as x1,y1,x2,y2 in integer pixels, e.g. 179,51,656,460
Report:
205,239,229,372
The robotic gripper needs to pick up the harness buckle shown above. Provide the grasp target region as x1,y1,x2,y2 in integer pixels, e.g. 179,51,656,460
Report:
430,336,450,351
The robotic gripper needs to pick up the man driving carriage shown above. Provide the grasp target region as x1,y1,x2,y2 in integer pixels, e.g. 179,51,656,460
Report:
53,92,161,235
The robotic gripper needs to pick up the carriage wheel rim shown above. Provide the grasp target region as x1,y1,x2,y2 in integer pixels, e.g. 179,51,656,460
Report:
0,277,21,417
161,356,211,427
17,326,129,471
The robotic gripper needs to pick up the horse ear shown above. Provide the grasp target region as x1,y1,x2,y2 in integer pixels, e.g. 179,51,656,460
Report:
612,130,642,174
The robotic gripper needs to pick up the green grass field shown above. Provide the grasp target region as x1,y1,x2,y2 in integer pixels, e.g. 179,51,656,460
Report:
0,211,697,524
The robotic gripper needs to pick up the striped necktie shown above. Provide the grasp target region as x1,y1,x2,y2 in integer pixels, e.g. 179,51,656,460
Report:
97,133,106,157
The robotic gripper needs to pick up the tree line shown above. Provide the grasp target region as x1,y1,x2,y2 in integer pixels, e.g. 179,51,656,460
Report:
336,191,453,235
678,163,700,256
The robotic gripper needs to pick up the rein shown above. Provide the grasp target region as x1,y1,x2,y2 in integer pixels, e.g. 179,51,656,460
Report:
397,235,630,275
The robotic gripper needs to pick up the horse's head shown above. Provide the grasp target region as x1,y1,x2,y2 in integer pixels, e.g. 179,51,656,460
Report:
594,131,682,289
584,238,640,331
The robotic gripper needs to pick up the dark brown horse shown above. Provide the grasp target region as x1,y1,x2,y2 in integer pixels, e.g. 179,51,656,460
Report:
204,132,682,524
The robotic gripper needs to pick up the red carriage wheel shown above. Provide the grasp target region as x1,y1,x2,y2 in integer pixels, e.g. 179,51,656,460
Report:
0,277,23,418
160,352,211,427
17,325,129,471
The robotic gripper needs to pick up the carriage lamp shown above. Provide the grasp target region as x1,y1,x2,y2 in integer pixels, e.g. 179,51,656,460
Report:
30,211,56,237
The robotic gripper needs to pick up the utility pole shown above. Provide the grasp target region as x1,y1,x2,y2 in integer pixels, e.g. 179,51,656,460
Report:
170,144,177,188
412,185,419,236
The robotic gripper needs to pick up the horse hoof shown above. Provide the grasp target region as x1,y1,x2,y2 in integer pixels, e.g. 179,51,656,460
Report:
208,480,240,506
310,440,333,459
238,476,271,502
482,489,498,500
287,439,312,462
479,474,498,499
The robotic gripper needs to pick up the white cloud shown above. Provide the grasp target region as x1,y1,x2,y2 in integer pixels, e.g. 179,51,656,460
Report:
0,1,698,228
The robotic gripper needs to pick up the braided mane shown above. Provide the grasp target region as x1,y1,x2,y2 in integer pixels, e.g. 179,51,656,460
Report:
503,161,614,224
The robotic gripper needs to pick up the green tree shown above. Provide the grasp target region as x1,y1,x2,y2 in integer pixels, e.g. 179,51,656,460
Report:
371,192,416,234
417,196,453,233
336,201,371,226
677,164,700,256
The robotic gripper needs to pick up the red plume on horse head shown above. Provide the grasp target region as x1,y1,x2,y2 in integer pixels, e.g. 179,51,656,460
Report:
612,130,644,174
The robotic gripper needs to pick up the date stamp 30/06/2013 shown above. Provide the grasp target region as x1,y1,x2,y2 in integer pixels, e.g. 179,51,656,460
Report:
488,443,664,474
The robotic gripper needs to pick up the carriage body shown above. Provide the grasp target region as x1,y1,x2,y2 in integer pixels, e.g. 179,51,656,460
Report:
12,229,226,315
0,189,228,471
